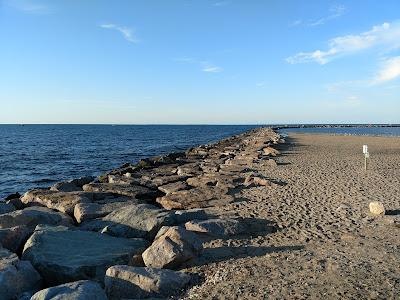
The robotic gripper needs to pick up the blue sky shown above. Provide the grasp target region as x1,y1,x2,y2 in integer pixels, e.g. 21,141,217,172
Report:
0,0,399,124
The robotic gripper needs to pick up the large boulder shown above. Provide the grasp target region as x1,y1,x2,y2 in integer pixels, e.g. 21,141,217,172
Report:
142,226,202,269
22,226,149,285
50,176,94,192
31,280,107,300
82,183,159,200
158,181,189,194
80,203,176,239
0,225,32,253
21,190,93,215
0,202,15,215
157,186,234,210
105,265,191,299
185,218,246,237
262,146,280,156
74,199,138,223
0,247,42,300
0,207,72,230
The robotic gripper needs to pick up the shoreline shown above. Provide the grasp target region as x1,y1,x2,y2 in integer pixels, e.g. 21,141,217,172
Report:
1,128,399,299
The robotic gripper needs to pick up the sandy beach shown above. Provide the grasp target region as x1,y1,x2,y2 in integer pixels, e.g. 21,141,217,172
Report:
1,129,399,299
184,133,400,299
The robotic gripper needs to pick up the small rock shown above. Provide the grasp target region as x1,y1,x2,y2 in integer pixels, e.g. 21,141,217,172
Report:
185,218,246,237
142,226,202,269
262,146,280,157
0,247,42,300
369,201,385,215
31,280,107,300
105,265,191,299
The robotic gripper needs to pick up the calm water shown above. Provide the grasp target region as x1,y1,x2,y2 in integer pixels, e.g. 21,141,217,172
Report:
279,126,400,137
0,125,260,198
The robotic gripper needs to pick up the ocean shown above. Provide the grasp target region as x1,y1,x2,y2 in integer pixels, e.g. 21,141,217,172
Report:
1,125,399,199
0,125,260,198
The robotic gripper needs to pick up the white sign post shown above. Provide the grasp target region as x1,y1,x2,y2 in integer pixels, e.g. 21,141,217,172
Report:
363,145,369,171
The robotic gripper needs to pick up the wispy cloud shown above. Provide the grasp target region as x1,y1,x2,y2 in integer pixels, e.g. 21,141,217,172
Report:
290,4,346,27
100,24,139,43
374,56,400,84
7,0,50,14
175,57,223,73
287,21,400,64
201,62,223,73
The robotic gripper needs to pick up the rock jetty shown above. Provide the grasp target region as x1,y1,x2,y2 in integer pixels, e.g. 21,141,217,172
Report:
0,127,284,299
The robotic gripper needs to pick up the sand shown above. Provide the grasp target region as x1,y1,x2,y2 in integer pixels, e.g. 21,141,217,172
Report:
183,133,400,299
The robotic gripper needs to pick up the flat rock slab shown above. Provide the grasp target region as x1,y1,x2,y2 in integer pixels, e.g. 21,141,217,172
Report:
105,265,191,299
74,200,139,223
185,218,246,237
142,226,202,269
157,187,234,210
31,280,107,300
83,183,159,200
22,226,149,285
0,247,42,300
158,181,189,194
80,204,176,240
0,207,72,230
21,190,93,215
50,176,94,192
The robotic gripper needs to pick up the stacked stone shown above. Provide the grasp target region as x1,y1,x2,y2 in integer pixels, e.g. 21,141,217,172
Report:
0,127,284,299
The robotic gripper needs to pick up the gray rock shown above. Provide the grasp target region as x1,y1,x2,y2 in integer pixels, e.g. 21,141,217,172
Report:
157,186,233,210
74,199,138,223
0,247,42,300
31,280,107,300
82,204,176,239
185,218,246,237
82,183,158,200
0,225,32,253
22,226,149,285
0,207,72,230
142,226,202,269
50,176,95,192
158,181,189,194
21,190,93,215
173,209,208,224
105,265,191,299
6,197,24,210
0,202,15,215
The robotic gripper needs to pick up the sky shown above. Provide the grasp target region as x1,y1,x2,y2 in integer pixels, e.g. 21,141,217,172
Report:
0,0,399,124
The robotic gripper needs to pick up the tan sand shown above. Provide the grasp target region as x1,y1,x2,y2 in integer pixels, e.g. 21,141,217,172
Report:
184,133,400,299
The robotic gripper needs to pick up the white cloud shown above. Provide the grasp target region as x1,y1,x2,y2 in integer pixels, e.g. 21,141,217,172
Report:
100,24,139,43
287,21,400,64
175,57,223,73
7,0,50,14
374,56,400,83
290,4,346,28
201,62,223,73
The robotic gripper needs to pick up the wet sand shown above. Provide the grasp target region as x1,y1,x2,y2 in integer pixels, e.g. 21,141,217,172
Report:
184,133,400,299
